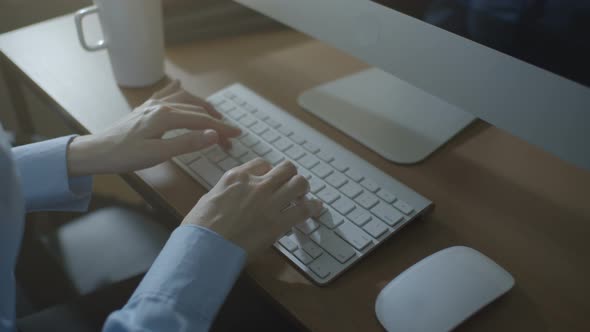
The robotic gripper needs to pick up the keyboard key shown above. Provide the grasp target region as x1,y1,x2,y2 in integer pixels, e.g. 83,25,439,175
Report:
318,209,345,229
355,191,380,209
238,114,257,127
219,103,236,113
205,146,228,163
237,125,249,138
253,143,272,156
348,208,372,226
240,134,259,147
293,248,313,265
332,196,356,216
303,142,320,154
299,154,320,169
290,134,306,144
228,108,247,120
377,189,397,204
341,182,363,199
325,173,348,188
290,232,323,258
345,169,364,182
363,219,389,238
296,219,320,235
228,141,248,159
335,221,372,251
394,200,414,215
243,103,257,112
177,151,201,164
310,227,356,264
317,150,334,163
273,137,293,151
278,126,293,136
222,91,235,99
316,187,340,204
253,111,269,120
218,157,240,171
232,97,247,106
285,145,306,160
209,96,225,106
309,177,326,194
278,236,298,252
240,151,258,163
264,150,285,165
265,117,281,128
298,168,312,180
371,202,404,226
251,122,269,135
261,130,280,143
311,162,333,179
308,254,339,279
330,159,349,172
188,158,223,187
360,178,380,192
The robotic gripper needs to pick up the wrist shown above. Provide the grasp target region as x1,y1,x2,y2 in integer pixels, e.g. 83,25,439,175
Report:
67,135,103,177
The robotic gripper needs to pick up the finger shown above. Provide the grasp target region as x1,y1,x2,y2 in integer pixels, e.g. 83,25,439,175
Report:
273,175,310,208
237,157,272,176
259,160,298,190
279,197,324,228
162,90,222,119
218,136,233,150
161,109,241,137
158,129,219,158
151,80,181,100
160,103,225,133
162,103,209,115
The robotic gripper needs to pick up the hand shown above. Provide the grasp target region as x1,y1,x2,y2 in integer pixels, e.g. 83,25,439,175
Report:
182,158,324,258
67,80,241,176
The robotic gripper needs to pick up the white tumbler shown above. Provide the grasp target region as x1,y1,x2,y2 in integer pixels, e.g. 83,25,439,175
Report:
75,0,165,87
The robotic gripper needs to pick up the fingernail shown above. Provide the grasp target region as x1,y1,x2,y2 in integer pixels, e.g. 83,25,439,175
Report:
203,130,218,144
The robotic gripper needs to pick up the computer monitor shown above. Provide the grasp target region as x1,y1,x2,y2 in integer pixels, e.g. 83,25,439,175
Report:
234,0,590,170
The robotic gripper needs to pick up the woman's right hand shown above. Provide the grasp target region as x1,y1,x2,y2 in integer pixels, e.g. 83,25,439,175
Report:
182,158,324,258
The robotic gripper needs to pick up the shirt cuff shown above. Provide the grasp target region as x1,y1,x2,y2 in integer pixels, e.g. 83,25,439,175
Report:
129,225,247,321
13,135,93,212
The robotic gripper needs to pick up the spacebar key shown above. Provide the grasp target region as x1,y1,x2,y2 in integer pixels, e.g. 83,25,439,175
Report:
189,157,224,187
309,227,356,263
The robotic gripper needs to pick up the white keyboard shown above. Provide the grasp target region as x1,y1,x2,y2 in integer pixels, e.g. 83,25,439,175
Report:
166,84,433,285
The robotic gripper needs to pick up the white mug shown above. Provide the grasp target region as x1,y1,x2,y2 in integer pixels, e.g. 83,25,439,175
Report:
75,0,165,87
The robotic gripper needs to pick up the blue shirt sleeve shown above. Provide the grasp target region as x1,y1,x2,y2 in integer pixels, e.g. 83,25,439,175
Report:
1,134,94,332
12,135,93,212
103,225,247,332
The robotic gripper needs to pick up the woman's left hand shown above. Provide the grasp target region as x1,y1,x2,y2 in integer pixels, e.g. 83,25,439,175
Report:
67,80,241,177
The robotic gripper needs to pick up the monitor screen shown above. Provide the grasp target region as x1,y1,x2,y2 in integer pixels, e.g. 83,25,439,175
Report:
372,0,590,87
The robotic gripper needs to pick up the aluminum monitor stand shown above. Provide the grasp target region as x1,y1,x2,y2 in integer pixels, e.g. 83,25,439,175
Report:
299,68,476,164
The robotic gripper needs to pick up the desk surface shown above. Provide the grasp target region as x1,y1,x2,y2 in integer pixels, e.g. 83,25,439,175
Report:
2,15,590,332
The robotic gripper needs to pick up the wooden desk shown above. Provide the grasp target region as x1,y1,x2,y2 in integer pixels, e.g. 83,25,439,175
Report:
2,15,589,332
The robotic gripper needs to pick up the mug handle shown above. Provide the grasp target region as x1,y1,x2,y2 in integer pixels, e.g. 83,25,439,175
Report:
74,6,107,52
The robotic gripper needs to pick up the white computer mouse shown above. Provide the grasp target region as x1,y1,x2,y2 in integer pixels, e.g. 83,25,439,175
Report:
375,246,514,332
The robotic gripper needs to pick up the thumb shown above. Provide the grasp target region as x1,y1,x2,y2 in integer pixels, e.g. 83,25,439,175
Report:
161,129,219,158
